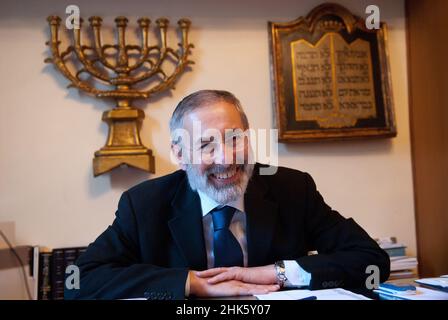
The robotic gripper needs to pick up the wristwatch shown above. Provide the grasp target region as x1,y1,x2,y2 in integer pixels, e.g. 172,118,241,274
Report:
274,260,288,287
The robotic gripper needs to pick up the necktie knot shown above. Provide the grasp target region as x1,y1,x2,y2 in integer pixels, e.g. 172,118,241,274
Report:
212,206,236,231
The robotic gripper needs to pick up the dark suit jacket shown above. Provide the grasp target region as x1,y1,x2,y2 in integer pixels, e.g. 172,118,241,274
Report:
65,163,390,300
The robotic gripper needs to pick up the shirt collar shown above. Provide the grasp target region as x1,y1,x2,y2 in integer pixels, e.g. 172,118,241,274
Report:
197,190,245,216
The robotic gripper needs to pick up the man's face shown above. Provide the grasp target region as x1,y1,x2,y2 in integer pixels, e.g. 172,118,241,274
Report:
178,100,254,204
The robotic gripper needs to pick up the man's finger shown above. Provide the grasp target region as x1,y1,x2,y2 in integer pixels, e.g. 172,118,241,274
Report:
195,267,227,277
238,284,279,296
207,272,234,284
242,287,268,295
247,284,280,295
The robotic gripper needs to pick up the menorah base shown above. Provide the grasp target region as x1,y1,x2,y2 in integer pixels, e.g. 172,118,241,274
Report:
93,147,155,177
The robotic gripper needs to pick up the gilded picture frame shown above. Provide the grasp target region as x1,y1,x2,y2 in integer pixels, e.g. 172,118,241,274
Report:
268,3,397,141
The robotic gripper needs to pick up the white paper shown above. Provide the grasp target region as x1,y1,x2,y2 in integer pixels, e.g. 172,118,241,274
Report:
255,288,370,300
415,277,448,288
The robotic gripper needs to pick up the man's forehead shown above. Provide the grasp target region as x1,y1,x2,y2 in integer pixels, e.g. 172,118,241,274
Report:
183,101,244,129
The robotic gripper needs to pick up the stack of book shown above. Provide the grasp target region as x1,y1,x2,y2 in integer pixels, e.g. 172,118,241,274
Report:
37,246,87,300
389,256,419,279
375,237,418,280
374,282,448,300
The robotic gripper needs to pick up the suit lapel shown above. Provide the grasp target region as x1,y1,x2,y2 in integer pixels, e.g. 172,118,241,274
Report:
168,176,208,270
168,165,278,270
245,170,278,267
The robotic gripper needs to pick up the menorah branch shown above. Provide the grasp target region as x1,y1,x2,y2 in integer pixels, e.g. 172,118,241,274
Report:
45,15,194,176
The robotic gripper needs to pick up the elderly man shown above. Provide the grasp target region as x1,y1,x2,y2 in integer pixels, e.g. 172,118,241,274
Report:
66,90,389,300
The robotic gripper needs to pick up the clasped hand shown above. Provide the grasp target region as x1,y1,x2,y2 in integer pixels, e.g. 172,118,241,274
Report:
189,265,280,297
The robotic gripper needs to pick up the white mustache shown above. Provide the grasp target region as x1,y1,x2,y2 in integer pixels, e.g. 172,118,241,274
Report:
206,165,243,175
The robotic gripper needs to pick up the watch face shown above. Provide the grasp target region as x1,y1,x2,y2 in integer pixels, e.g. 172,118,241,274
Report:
276,260,285,268
275,261,288,283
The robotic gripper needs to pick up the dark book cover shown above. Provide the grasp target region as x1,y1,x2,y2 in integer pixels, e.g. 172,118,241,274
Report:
35,246,88,300
56,246,88,299
64,248,78,266
37,251,52,300
77,247,87,259
51,248,65,300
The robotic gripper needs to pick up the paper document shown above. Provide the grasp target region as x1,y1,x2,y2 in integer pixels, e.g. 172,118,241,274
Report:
415,277,448,288
255,288,370,300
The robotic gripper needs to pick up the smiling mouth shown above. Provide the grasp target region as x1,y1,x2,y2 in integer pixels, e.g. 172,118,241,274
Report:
209,166,241,184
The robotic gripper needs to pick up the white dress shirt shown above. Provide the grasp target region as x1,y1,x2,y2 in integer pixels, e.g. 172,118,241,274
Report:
197,190,311,287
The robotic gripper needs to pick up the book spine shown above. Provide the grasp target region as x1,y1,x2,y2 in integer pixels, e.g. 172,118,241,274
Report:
51,249,65,300
32,246,40,300
64,248,78,267
77,247,87,259
385,247,406,257
38,252,52,300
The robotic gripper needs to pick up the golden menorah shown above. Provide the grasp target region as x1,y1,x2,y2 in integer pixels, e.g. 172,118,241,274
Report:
45,15,193,176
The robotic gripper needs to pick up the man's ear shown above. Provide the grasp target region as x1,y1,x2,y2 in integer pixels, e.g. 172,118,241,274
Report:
171,143,187,171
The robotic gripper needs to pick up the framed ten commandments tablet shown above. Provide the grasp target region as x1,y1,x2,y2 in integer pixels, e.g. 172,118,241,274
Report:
269,3,396,141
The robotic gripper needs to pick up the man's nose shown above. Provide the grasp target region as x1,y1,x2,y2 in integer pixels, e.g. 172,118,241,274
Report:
213,143,234,165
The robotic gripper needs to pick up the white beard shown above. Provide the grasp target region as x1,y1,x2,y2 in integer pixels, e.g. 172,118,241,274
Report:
185,163,254,204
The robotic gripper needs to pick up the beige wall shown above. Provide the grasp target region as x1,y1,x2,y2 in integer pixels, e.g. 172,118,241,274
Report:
0,0,416,255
